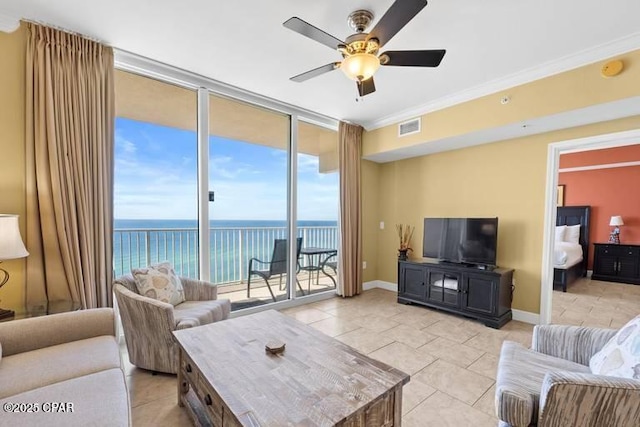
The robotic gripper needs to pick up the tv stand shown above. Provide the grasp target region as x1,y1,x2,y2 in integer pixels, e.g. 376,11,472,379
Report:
398,259,513,328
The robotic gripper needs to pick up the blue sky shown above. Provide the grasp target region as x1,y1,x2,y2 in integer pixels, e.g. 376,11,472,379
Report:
114,118,339,220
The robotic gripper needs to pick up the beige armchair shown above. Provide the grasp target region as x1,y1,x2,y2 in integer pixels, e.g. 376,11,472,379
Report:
114,275,230,374
496,324,640,427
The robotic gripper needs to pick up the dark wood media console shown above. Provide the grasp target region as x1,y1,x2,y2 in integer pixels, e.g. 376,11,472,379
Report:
398,259,514,328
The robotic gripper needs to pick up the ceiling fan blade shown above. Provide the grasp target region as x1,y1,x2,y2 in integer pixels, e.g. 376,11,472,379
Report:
367,0,428,47
283,17,344,50
380,49,446,67
290,63,340,82
357,77,376,97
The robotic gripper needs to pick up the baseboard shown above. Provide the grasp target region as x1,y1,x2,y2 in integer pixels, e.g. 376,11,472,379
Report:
512,309,540,325
363,280,398,292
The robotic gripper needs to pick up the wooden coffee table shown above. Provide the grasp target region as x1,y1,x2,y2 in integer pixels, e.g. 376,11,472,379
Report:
173,310,409,426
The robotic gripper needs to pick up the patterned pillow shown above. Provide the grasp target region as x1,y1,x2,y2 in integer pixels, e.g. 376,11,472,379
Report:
589,315,640,379
132,262,185,306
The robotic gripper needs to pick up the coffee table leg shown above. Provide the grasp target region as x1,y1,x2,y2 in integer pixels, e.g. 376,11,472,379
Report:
394,386,403,426
177,350,184,407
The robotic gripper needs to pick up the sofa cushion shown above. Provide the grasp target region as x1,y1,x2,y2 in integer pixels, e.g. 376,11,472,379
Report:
132,262,185,306
590,315,640,379
496,341,590,426
0,336,121,399
174,299,231,330
0,368,129,427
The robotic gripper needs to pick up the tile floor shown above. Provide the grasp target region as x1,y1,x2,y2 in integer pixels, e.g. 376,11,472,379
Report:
124,277,639,426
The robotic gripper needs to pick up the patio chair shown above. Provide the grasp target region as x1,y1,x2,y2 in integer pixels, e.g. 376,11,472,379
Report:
247,237,304,301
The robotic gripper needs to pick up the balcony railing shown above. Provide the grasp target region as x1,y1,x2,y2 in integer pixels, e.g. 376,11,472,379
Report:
113,225,339,285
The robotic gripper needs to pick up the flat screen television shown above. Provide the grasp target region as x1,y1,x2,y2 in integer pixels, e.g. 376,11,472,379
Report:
423,218,498,267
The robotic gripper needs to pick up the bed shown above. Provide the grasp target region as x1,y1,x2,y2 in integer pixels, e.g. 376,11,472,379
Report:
554,206,591,292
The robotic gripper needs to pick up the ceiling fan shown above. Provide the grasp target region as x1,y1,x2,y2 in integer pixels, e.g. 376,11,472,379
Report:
283,0,446,97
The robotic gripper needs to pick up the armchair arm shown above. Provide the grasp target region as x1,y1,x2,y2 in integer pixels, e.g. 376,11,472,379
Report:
539,371,640,427
0,308,115,356
181,277,218,301
532,325,616,366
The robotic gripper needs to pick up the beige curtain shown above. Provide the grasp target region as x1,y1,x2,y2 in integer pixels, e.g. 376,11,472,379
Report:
25,22,115,308
337,121,363,297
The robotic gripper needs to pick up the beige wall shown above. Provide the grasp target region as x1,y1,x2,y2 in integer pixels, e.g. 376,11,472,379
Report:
0,25,26,311
361,160,380,283
362,49,640,314
369,116,640,313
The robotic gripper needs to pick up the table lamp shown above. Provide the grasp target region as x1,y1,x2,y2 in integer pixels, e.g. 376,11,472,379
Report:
608,215,624,244
0,214,29,320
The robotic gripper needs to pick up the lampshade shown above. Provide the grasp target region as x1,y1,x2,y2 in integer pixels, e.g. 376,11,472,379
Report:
340,53,381,82
609,216,624,227
0,214,29,260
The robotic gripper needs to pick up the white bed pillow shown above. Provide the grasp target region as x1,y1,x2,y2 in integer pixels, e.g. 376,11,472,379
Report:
564,225,581,244
555,225,567,242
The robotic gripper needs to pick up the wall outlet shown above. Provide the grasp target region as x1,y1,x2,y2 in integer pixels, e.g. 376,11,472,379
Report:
379,221,385,230
363,261,367,269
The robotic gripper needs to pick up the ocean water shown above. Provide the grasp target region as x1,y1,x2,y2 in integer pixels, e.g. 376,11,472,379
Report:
113,219,339,283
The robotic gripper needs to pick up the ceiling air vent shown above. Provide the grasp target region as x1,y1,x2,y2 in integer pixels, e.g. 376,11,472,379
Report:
398,118,421,137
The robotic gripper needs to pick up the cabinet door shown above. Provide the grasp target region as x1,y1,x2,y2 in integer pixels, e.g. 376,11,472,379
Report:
462,273,496,316
400,264,427,301
596,255,618,276
426,270,460,308
618,256,640,279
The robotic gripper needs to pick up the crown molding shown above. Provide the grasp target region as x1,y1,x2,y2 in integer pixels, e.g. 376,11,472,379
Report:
0,13,20,33
362,31,640,131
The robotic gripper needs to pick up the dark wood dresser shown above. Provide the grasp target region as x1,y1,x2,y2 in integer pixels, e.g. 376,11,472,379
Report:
592,243,640,285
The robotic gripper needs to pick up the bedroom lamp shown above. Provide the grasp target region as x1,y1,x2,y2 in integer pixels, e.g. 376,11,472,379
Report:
608,215,624,244
0,214,29,320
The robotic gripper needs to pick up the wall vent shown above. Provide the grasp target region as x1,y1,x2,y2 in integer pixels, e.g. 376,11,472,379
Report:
398,118,421,137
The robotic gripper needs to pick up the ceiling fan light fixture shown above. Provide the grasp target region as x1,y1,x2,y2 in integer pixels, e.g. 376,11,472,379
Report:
340,53,380,82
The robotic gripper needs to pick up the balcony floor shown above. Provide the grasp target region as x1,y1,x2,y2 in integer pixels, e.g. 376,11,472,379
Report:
217,270,337,310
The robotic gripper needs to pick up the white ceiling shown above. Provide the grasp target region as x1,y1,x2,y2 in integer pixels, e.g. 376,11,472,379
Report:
2,0,640,129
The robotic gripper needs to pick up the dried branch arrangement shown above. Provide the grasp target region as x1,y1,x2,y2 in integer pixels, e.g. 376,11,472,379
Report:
395,224,414,251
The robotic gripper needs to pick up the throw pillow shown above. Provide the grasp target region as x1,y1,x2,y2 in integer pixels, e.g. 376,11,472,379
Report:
564,224,581,244
589,315,640,379
132,262,185,306
554,225,567,242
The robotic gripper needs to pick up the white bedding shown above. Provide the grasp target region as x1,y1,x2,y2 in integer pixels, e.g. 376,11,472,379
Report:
554,241,583,268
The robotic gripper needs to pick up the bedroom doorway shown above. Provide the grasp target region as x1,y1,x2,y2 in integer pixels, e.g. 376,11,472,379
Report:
540,128,640,324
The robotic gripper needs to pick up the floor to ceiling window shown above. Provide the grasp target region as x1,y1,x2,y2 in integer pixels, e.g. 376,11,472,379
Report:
296,121,339,297
113,60,339,312
113,70,199,278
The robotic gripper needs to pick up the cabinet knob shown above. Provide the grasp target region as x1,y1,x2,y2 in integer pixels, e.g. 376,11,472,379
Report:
186,363,192,373
205,394,213,406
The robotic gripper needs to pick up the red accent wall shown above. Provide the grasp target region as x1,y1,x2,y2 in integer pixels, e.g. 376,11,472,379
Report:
559,145,640,269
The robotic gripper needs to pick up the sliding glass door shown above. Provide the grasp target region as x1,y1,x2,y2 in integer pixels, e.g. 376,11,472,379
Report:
113,65,338,311
207,94,291,309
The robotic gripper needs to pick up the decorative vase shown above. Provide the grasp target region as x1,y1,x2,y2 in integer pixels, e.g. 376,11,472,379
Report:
398,249,409,261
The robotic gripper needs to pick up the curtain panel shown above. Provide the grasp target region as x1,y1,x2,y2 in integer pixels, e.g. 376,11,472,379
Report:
337,121,363,297
25,22,115,308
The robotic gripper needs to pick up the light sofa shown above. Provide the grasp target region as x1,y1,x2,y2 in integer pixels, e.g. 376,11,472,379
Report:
0,308,130,427
496,324,640,427
114,275,230,374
